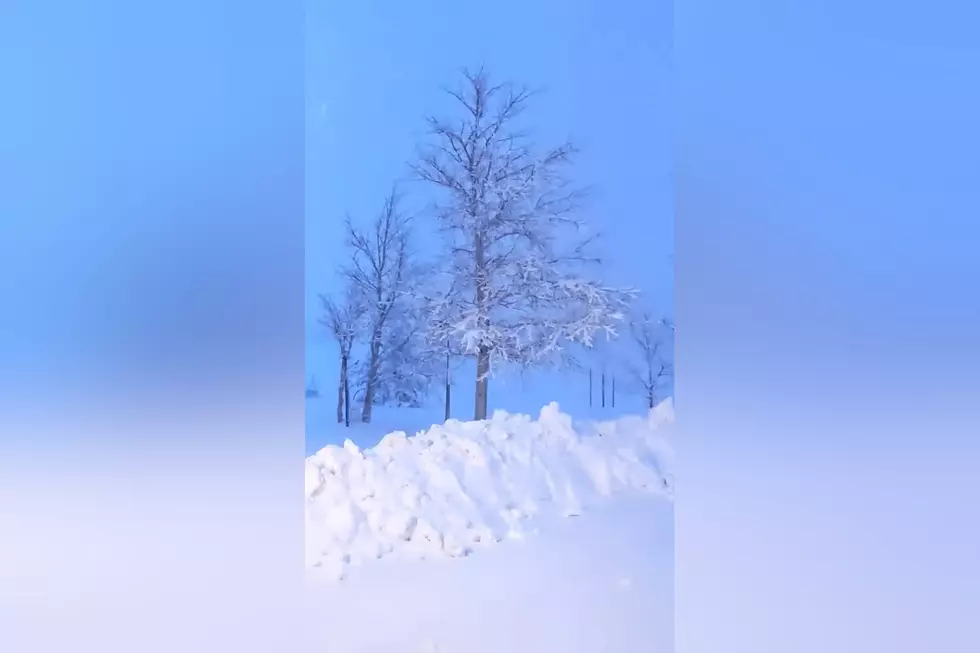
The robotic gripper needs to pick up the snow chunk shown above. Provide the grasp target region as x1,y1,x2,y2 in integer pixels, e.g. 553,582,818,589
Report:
305,400,674,579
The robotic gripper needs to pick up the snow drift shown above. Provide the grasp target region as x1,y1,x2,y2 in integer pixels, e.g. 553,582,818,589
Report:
305,400,674,580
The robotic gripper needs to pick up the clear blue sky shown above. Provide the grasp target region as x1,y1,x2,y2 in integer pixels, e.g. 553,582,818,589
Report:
306,0,673,415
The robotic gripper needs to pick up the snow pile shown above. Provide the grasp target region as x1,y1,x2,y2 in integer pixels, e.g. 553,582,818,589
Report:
305,400,674,580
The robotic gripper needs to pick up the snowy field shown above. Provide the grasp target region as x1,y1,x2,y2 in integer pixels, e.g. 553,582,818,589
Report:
304,496,673,653
304,399,674,652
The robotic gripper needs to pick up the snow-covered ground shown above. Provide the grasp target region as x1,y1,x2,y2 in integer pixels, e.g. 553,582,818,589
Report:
304,496,673,653
304,400,674,651
306,399,448,455
306,401,673,578
305,366,664,456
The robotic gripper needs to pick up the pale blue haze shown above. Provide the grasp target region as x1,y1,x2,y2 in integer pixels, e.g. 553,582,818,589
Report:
675,2,980,651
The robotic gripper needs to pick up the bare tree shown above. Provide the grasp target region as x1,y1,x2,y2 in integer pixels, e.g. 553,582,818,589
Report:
628,312,674,409
414,68,633,420
341,187,414,423
319,289,364,427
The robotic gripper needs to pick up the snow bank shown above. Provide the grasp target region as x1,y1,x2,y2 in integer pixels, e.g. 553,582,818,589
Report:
305,400,674,580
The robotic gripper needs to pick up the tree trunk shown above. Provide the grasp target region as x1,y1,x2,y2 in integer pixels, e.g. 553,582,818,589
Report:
361,333,381,423
475,345,490,420
601,372,606,408
444,350,451,422
647,368,655,409
473,229,490,421
341,355,351,427
336,357,345,424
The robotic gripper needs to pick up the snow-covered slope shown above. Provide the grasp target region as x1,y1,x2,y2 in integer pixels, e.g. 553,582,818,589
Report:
305,400,674,580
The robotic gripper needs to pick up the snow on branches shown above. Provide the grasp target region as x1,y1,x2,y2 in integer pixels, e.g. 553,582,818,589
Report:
340,187,425,423
627,312,674,409
413,68,634,418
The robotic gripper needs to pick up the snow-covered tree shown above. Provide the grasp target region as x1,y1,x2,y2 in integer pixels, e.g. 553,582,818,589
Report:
414,68,634,420
352,294,439,409
627,312,674,409
341,187,418,423
319,288,364,427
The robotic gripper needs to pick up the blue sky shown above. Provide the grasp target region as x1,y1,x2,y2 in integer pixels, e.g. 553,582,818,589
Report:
305,0,673,417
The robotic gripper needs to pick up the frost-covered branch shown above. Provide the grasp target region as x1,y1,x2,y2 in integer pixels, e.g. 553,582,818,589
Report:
627,311,674,409
414,68,636,419
339,187,419,423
